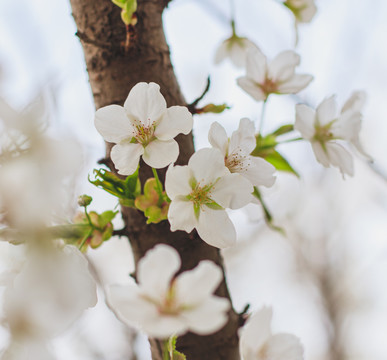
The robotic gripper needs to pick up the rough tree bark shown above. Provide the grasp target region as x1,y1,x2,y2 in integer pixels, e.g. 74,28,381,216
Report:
69,1,241,359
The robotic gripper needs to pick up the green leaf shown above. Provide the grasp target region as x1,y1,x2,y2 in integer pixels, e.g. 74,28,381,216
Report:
124,167,140,199
265,150,300,177
272,124,294,136
253,187,285,235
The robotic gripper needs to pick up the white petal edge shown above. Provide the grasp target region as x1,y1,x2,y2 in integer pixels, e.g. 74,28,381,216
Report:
168,197,196,233
165,164,193,199
196,207,236,248
154,106,193,140
110,143,143,176
208,121,229,157
211,173,253,209
95,105,133,143
124,82,166,125
142,139,179,169
175,260,223,305
138,244,181,300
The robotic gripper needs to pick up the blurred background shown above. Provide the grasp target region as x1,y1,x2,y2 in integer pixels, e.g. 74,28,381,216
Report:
0,0,387,359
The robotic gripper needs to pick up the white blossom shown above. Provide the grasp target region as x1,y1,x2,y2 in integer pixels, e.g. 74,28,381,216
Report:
215,35,260,68
240,307,304,360
107,244,230,339
295,93,370,176
283,0,317,23
165,148,253,248
1,244,97,341
237,48,313,102
208,119,276,188
95,82,193,175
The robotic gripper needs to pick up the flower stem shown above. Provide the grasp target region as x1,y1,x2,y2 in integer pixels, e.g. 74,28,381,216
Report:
278,136,303,144
84,206,93,227
259,98,268,135
230,0,236,35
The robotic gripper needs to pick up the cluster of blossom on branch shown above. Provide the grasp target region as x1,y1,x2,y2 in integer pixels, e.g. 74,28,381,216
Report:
91,0,371,357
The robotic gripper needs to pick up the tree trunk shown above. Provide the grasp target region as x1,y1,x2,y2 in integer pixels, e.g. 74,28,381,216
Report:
69,1,241,359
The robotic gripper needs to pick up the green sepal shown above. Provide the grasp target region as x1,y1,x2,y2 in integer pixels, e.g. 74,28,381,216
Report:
205,201,223,210
253,187,285,235
111,0,127,8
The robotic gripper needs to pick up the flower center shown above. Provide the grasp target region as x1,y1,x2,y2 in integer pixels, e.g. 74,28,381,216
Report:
159,283,181,315
313,122,335,144
261,78,278,96
186,180,217,218
225,147,250,173
132,118,156,146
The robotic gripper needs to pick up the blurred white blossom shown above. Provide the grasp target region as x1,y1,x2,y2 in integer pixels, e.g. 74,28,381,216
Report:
95,82,193,175
208,118,276,188
107,244,230,339
215,34,259,68
0,244,97,358
283,0,317,23
165,148,253,248
240,307,304,360
295,92,370,176
237,49,313,102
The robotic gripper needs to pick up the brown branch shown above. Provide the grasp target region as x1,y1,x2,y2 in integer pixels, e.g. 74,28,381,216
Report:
69,0,241,359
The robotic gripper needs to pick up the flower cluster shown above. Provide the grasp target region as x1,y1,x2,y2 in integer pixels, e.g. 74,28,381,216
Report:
107,244,229,339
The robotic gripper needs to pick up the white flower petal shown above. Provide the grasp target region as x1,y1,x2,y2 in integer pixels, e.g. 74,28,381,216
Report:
141,314,188,339
107,284,157,326
214,40,230,65
325,142,354,176
266,333,304,360
110,143,143,175
240,307,273,356
229,118,256,154
316,96,338,126
276,74,313,94
295,104,316,139
142,139,179,169
182,297,230,335
268,50,300,82
243,157,276,187
208,121,229,156
211,173,253,209
332,110,361,140
95,105,133,143
124,82,166,124
196,208,236,248
188,148,228,184
168,197,196,233
175,260,223,305
237,77,267,102
230,38,259,68
138,244,181,300
165,165,193,199
341,90,366,114
246,48,267,84
154,106,193,140
311,142,330,167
